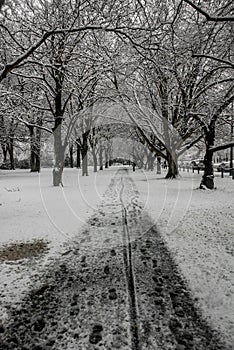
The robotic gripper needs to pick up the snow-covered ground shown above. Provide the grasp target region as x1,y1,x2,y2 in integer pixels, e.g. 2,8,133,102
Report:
134,169,234,346
0,166,234,346
0,167,114,320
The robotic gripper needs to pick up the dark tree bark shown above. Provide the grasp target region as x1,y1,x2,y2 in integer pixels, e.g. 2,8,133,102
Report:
165,150,179,179
2,145,7,162
92,150,98,172
8,144,14,170
99,144,103,170
76,142,81,168
81,132,89,176
147,151,155,171
105,148,109,168
0,117,7,162
29,126,36,171
69,143,74,168
52,66,65,186
156,156,161,174
35,152,40,172
7,119,15,170
35,118,41,172
89,128,98,173
29,120,41,173
108,143,113,166
53,120,65,186
200,124,215,189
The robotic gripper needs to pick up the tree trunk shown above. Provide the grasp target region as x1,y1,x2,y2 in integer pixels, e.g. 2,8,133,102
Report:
99,144,103,170
52,66,65,186
8,121,15,170
147,152,155,171
35,119,41,172
35,152,40,172
108,144,113,166
0,116,7,163
69,143,74,168
89,133,97,172
2,145,7,162
92,150,98,172
165,151,178,179
76,142,81,168
52,64,66,185
200,126,215,189
156,157,161,174
8,141,14,170
81,132,88,176
105,148,108,168
81,151,88,176
53,123,64,186
29,126,36,172
29,124,41,173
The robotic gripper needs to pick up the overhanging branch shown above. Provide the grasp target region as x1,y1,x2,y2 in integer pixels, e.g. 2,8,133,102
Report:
0,24,159,83
183,0,234,22
16,116,52,134
178,134,204,156
192,54,234,68
211,141,234,153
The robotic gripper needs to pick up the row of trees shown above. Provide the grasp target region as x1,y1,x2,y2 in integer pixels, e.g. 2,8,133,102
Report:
0,0,233,189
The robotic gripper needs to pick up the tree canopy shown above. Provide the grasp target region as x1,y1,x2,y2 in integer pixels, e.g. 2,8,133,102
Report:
0,0,233,188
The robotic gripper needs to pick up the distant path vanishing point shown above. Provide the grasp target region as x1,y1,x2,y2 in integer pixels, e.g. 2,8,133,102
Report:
0,169,228,350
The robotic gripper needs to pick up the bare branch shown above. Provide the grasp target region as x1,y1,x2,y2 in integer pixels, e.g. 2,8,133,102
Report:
15,116,52,134
211,141,234,152
183,0,234,22
192,54,234,68
0,25,159,82
178,134,204,156
0,24,25,50
187,112,207,128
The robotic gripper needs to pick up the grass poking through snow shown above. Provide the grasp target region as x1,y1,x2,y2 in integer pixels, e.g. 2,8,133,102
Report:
0,239,49,262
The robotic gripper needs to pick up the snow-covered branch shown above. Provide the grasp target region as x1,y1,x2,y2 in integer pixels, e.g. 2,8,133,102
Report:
15,115,52,134
0,25,158,83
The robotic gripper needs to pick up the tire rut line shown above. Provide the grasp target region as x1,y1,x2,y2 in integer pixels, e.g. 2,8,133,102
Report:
119,173,140,350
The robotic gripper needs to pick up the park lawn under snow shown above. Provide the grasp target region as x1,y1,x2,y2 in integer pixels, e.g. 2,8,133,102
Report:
0,166,234,346
134,169,234,346
0,167,114,320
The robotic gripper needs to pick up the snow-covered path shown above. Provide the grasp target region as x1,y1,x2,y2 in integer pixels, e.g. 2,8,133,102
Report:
0,169,228,350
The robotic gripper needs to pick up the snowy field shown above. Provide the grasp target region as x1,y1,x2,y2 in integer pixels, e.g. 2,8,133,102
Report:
0,166,234,347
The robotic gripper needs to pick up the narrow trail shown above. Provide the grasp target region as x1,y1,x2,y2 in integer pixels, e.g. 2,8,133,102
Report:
120,174,140,350
0,169,229,350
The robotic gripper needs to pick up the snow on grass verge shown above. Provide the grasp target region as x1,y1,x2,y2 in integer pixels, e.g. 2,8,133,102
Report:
0,167,115,320
133,169,234,347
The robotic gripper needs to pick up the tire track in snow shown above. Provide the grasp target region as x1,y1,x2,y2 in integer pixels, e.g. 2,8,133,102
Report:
0,168,230,350
120,172,140,350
